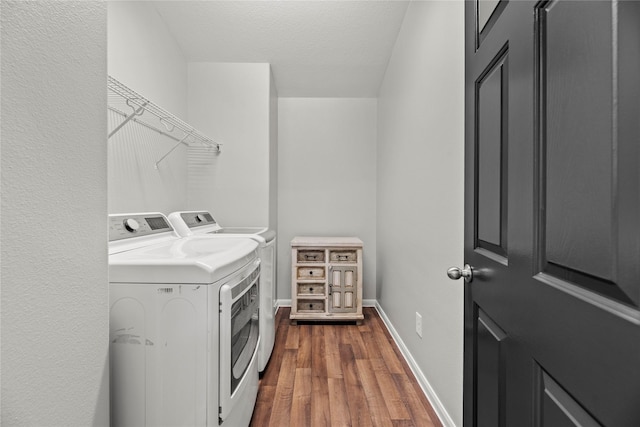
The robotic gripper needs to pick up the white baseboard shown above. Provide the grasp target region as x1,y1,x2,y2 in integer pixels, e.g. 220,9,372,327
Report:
275,299,291,309
362,298,377,307
374,302,456,427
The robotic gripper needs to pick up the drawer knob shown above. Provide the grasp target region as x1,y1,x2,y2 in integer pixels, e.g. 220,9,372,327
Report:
309,287,314,292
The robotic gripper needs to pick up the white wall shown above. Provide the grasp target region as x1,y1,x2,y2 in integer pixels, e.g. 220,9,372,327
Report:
377,2,464,426
107,1,189,214
1,2,109,425
269,70,279,234
187,63,272,227
278,98,377,302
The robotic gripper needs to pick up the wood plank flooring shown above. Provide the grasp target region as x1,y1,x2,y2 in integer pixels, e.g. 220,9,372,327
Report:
250,307,443,427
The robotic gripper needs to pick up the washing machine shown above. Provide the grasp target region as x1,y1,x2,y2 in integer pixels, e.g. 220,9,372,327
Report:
108,213,261,427
168,210,276,372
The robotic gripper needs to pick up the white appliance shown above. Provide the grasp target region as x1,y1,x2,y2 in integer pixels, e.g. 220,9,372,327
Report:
168,211,276,372
108,213,261,427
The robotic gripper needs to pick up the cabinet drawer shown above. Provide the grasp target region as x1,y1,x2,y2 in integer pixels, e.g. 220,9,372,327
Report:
297,283,325,296
329,250,357,262
297,250,325,263
297,299,325,312
297,266,325,279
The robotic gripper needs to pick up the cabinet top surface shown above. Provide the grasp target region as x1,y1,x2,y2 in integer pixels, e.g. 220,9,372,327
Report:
291,236,363,247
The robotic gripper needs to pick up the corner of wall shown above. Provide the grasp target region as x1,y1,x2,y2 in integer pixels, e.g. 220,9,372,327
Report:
2,2,109,424
269,66,279,233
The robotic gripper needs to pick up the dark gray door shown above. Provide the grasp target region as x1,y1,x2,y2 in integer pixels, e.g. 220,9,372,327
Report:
460,1,640,426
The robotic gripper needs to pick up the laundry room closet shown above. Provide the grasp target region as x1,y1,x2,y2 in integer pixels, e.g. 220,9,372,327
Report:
1,1,463,426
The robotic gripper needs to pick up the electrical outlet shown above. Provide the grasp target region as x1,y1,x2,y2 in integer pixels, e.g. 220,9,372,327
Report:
416,312,423,338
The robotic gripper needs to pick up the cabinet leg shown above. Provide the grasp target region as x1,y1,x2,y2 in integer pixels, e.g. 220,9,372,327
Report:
290,320,298,326
356,320,363,326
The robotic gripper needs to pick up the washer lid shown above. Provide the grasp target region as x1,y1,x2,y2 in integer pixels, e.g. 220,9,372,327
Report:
168,211,274,242
209,227,275,243
109,235,259,284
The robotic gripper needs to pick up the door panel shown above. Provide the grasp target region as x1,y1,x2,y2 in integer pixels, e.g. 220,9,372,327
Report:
475,45,509,258
464,1,640,426
475,307,507,427
536,0,638,306
534,368,601,427
616,0,640,307
537,0,617,296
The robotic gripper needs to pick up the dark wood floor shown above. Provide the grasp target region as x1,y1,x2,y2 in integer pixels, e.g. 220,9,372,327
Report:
250,307,443,427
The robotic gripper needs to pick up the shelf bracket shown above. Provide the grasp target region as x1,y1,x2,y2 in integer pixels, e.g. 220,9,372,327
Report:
108,101,148,139
154,131,192,169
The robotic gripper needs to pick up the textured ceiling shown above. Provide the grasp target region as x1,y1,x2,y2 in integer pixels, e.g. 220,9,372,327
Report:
152,1,409,97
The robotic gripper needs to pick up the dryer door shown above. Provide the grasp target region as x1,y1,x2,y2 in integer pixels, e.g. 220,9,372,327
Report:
218,261,260,422
229,282,259,393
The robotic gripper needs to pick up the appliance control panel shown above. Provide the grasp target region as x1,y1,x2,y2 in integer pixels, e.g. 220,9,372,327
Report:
109,213,173,241
180,211,217,228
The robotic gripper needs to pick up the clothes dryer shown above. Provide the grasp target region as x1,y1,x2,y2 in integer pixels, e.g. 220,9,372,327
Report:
168,211,276,372
109,213,260,427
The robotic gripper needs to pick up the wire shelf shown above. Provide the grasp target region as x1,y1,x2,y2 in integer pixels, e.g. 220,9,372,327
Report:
107,76,221,161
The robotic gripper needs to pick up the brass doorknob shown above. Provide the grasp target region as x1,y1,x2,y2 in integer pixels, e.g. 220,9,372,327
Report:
447,264,473,283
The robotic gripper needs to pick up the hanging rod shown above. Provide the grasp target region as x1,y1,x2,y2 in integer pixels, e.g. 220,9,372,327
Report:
107,75,221,155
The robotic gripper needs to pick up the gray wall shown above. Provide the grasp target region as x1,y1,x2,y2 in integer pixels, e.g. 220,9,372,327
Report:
377,1,465,425
277,98,377,302
187,63,273,227
1,2,109,425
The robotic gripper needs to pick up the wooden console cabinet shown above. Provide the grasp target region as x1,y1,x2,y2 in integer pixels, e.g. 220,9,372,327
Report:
290,236,363,325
